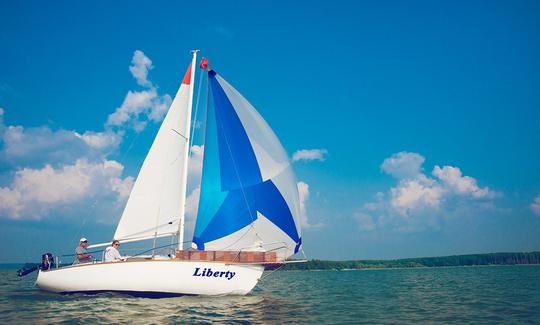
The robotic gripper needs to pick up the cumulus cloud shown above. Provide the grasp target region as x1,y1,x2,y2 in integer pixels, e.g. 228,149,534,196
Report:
0,49,174,222
106,50,172,131
106,89,172,131
381,151,424,179
356,152,500,232
297,181,321,228
531,194,540,216
292,149,328,162
129,50,154,87
0,159,132,220
75,131,122,151
390,175,444,213
297,181,310,227
185,186,201,221
0,124,120,168
433,165,497,199
179,145,206,232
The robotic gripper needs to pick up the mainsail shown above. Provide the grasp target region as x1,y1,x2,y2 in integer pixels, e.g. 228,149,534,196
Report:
193,70,302,260
113,61,195,243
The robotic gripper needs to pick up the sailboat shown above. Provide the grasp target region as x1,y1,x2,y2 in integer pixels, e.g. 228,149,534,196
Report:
35,51,304,296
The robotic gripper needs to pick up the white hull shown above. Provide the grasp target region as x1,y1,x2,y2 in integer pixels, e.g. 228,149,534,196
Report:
36,260,264,297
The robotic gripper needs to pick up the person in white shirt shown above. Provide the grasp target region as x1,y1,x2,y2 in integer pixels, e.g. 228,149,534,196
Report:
104,240,125,262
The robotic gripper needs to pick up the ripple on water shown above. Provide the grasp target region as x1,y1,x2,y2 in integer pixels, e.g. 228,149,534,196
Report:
1,265,539,324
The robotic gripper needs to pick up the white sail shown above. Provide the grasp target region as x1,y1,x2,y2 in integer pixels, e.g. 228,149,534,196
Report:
113,64,194,242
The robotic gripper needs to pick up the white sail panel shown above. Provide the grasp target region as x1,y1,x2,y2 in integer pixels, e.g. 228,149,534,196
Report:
215,75,290,182
114,65,193,241
203,212,297,261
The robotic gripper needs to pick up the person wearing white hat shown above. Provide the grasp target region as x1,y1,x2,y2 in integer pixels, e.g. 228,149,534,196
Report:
74,237,93,264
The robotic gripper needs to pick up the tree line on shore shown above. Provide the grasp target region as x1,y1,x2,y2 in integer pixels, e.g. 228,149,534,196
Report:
283,252,540,271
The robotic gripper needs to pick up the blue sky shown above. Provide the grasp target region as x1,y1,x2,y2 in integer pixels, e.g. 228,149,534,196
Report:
1,0,539,262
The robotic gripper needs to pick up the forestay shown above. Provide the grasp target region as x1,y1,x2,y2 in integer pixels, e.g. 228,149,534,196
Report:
193,70,302,260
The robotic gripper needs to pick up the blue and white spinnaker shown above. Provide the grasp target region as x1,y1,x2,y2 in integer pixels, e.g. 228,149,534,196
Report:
193,70,302,260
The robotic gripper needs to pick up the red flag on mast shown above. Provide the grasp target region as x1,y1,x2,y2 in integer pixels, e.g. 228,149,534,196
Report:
199,57,209,69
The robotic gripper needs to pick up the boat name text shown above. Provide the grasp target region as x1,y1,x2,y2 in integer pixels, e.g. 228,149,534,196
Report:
193,267,236,280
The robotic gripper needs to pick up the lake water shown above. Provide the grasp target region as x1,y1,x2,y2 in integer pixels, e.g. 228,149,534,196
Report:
1,265,539,324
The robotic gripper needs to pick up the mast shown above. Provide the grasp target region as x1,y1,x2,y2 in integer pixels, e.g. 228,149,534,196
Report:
177,50,198,250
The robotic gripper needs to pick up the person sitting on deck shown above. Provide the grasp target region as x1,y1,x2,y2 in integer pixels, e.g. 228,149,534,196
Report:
74,237,93,264
104,240,125,262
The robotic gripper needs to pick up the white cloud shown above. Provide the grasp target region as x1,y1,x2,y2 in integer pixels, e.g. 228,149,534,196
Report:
292,149,328,162
110,175,134,201
356,152,500,232
0,124,119,168
185,186,200,221
186,145,204,195
0,49,177,223
433,165,498,199
75,130,122,151
106,50,172,131
390,175,443,213
297,181,309,226
0,159,132,220
381,151,425,179
105,89,172,131
297,181,321,228
129,50,153,87
531,194,540,216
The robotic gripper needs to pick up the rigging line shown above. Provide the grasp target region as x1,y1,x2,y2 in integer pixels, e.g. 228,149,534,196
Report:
121,220,180,239
189,65,205,151
300,247,308,260
120,131,142,163
260,262,286,281
70,200,97,246
126,241,191,259
70,126,141,246
70,131,142,246
218,223,260,251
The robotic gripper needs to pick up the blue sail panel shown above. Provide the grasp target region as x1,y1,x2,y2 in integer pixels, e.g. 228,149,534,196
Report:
209,71,262,191
193,84,227,240
253,180,300,243
192,70,302,258
195,188,255,245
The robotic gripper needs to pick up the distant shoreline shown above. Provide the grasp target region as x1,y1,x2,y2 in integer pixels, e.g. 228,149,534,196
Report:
283,264,540,272
282,252,540,271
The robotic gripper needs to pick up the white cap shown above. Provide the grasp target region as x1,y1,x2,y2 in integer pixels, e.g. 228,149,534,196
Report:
80,237,88,242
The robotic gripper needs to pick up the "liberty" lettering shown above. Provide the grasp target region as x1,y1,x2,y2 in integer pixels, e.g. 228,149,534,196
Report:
193,267,236,280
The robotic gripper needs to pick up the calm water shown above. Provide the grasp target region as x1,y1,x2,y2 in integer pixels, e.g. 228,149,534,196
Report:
1,265,539,324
